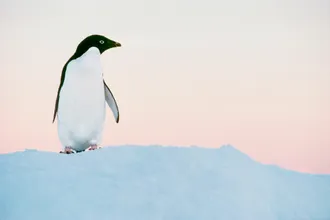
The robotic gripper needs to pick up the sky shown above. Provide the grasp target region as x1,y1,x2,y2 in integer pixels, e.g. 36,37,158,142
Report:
0,0,329,174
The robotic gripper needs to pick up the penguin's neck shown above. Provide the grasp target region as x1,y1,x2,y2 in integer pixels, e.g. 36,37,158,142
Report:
75,47,102,73
78,47,101,62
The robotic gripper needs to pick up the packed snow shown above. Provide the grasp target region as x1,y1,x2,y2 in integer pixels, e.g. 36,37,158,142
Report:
1,145,329,220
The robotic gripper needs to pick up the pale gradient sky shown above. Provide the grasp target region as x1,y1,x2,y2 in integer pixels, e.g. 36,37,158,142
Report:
1,0,329,174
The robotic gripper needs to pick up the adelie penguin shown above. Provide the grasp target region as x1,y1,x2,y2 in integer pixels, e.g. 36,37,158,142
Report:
52,34,121,154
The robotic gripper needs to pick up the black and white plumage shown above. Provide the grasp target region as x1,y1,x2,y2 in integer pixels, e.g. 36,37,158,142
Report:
52,34,121,153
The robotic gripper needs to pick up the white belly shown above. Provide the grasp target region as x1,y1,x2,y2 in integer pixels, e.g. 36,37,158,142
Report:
57,47,106,151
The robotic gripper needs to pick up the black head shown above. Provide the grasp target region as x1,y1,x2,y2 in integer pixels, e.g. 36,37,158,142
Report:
74,34,121,57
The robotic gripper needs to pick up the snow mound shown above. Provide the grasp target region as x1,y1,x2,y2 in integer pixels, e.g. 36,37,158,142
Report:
1,145,329,220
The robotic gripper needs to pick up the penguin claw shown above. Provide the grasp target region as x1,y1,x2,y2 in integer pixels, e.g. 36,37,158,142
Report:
86,145,100,151
59,147,76,154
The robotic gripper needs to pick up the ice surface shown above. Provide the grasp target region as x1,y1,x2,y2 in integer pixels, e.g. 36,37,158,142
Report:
1,145,329,220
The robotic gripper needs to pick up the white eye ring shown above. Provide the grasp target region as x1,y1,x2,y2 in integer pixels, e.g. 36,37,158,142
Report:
99,40,104,44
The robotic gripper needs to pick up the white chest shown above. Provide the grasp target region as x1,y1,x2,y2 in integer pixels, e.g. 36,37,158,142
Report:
57,47,106,137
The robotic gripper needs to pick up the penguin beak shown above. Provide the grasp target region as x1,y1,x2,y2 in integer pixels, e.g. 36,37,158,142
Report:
114,42,121,47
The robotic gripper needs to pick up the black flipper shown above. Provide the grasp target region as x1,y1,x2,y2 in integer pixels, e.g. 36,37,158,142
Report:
104,80,120,123
52,57,74,123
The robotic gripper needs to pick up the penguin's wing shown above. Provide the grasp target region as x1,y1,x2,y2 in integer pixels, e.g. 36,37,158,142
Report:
52,60,70,123
104,80,120,123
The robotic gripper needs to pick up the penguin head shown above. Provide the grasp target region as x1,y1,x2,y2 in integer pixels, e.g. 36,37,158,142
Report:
74,34,121,56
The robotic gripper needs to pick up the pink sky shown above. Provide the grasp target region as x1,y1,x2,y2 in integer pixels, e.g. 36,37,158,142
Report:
1,0,329,174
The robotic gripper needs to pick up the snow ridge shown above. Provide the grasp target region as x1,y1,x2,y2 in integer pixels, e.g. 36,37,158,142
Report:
1,145,329,220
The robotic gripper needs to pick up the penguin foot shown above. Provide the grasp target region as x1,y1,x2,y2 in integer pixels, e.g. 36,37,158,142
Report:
60,146,76,154
86,144,100,151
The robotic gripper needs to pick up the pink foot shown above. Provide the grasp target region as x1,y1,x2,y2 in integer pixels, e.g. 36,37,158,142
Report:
60,146,76,154
87,144,100,151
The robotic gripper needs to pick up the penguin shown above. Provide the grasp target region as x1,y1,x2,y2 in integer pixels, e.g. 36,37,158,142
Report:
52,34,121,154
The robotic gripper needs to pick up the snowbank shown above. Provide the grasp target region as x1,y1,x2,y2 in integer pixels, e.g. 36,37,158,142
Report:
1,145,329,220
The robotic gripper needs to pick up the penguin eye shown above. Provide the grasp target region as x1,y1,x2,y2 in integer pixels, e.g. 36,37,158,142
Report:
99,40,104,44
